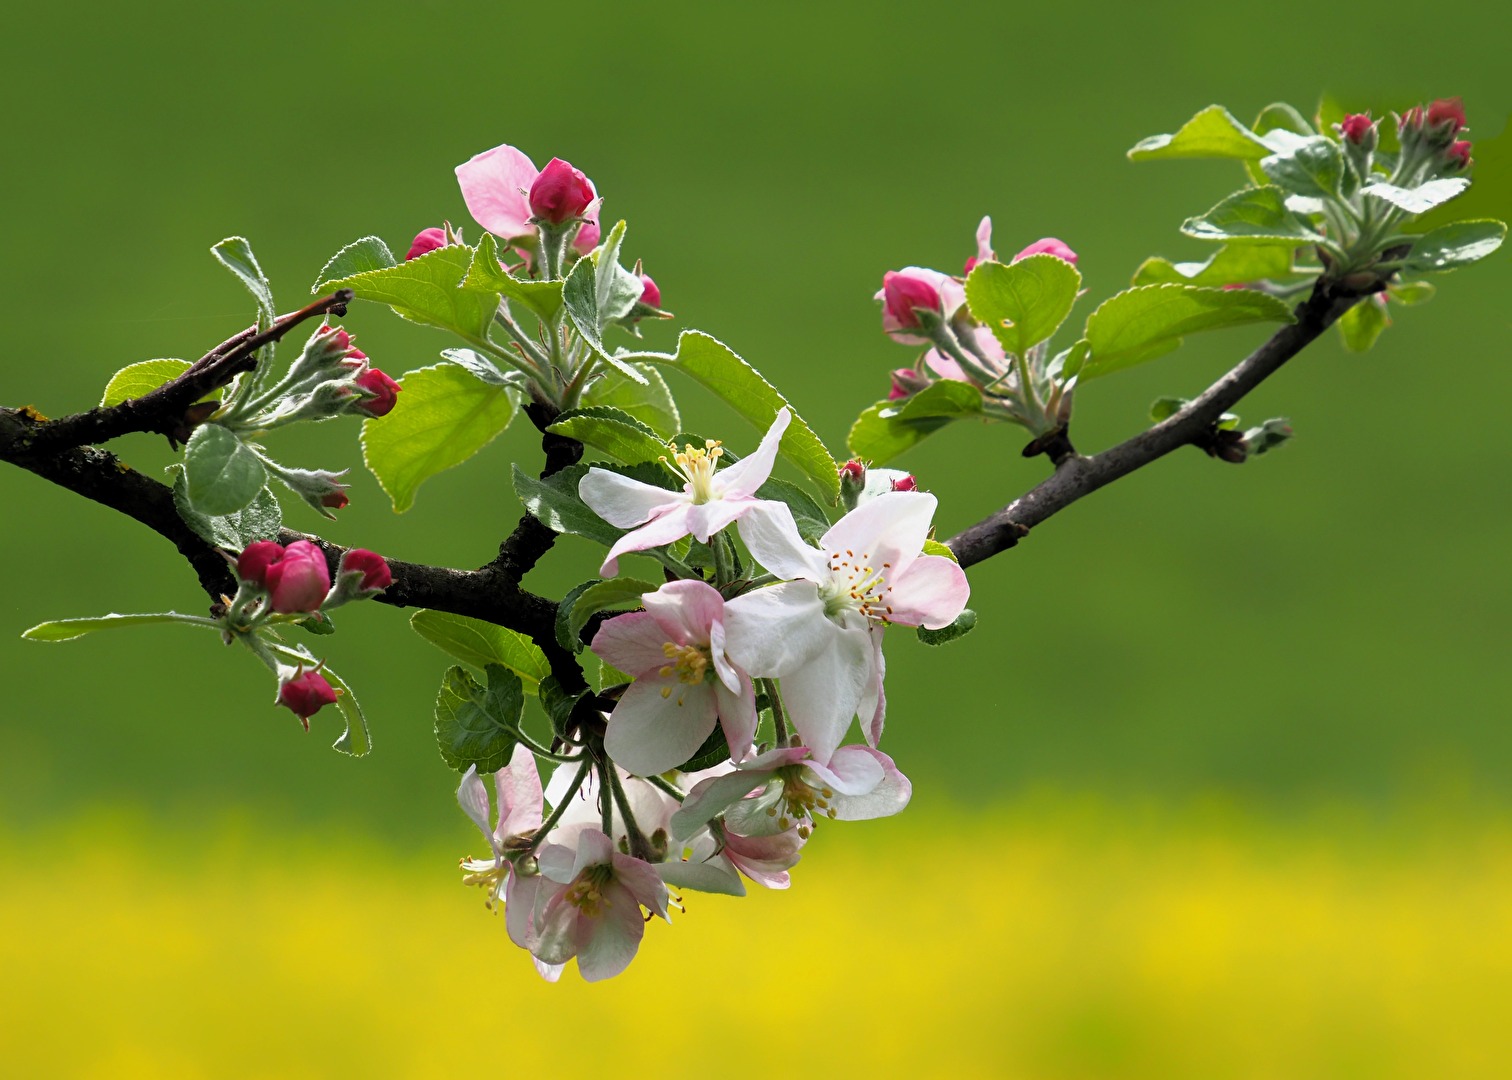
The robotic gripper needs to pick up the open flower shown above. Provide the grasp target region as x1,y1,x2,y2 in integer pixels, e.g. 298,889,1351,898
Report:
531,828,670,982
455,142,600,244
725,492,969,762
579,408,791,576
670,744,911,840
592,580,758,777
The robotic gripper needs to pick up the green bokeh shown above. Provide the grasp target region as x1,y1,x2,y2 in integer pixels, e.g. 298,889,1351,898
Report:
1,0,1508,844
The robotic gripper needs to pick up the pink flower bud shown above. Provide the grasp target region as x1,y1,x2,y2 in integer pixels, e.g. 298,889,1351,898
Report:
571,220,601,256
528,157,595,225
264,540,331,614
839,460,866,483
1012,238,1078,265
1427,97,1467,134
278,668,338,728
1446,140,1473,170
1339,114,1374,144
637,274,662,309
881,271,942,331
237,541,285,588
339,548,392,593
890,474,918,492
353,368,401,418
321,491,350,511
888,367,930,400
1399,105,1425,137
406,227,449,261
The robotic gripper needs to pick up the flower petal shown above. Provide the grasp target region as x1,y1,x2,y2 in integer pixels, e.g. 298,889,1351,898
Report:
670,767,777,840
885,553,970,629
714,673,758,764
612,852,672,919
455,765,493,844
642,579,723,646
804,743,885,794
579,468,679,528
715,408,790,496
820,490,938,579
778,627,875,764
505,870,544,949
598,505,693,577
829,747,912,821
708,619,741,695
495,743,544,839
455,144,538,239
604,677,718,777
683,497,753,544
735,502,827,582
858,628,886,747
722,580,836,678
658,839,746,897
591,611,674,676
571,828,615,877
575,882,646,982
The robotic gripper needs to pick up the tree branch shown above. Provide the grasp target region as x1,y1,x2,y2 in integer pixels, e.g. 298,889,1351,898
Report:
946,281,1366,568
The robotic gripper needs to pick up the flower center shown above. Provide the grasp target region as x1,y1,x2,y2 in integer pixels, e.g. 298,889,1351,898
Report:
459,857,508,909
659,642,712,689
664,440,724,504
765,766,836,837
565,863,615,916
820,549,894,624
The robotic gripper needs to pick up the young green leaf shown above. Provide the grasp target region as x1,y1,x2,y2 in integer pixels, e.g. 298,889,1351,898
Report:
916,608,976,646
1128,105,1272,162
317,245,497,341
170,465,282,550
513,463,626,548
582,362,680,438
627,331,838,501
568,577,658,647
1132,245,1295,288
212,236,276,327
547,406,668,465
409,610,550,693
756,476,832,543
593,220,644,324
182,423,267,517
21,611,220,641
1335,298,1390,352
1181,186,1326,244
1362,178,1469,216
965,255,1082,358
1405,220,1507,272
563,254,647,383
889,380,983,422
361,362,517,512
1260,136,1345,200
313,236,397,289
433,664,523,774
848,403,954,465
921,538,958,563
1078,284,1296,381
461,233,565,325
319,664,373,758
100,359,192,408
538,675,590,741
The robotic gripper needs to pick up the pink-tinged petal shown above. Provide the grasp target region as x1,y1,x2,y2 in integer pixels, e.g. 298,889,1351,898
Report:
611,853,671,919
820,490,939,579
579,468,679,528
642,579,723,647
622,774,679,841
736,503,828,583
505,870,544,950
724,828,804,889
571,219,601,256
455,144,539,239
885,553,970,629
533,958,565,982
658,836,746,896
591,611,674,676
779,627,875,764
604,677,718,777
716,408,791,496
803,743,886,795
975,215,995,265
535,842,578,884
708,619,741,695
670,768,778,839
456,765,494,844
598,505,694,577
714,673,758,764
572,828,616,878
532,891,584,966
722,580,837,678
829,747,911,820
576,882,647,982
1012,238,1078,265
857,629,887,747
924,349,969,382
495,743,544,839
682,497,752,544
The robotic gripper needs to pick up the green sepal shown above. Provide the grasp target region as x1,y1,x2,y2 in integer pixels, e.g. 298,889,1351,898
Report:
433,663,523,774
1077,284,1296,382
182,423,267,517
361,362,518,513
916,609,976,647
462,233,565,325
408,609,551,694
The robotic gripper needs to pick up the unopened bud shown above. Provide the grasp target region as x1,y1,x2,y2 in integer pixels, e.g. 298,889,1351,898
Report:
890,474,918,492
1012,238,1078,265
638,274,662,309
838,459,867,511
237,540,285,588
1445,140,1473,171
529,158,595,225
336,548,392,597
1426,97,1467,135
881,272,942,331
1339,113,1374,144
353,368,402,418
888,367,930,400
321,491,350,511
278,667,337,728
406,227,449,261
264,540,331,614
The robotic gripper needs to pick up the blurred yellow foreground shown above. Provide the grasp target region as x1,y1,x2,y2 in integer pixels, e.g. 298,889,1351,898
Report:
4,798,1511,1078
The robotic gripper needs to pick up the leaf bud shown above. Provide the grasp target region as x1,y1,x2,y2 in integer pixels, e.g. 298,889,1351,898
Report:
528,158,595,225
264,540,332,614
278,667,338,728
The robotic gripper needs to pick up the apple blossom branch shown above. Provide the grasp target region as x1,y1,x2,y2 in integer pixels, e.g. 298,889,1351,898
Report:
944,280,1368,568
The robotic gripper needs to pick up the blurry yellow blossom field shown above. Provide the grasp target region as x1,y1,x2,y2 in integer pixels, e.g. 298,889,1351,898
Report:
4,796,1512,1078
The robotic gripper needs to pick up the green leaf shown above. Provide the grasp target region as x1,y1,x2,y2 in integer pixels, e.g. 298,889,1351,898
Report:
1405,220,1507,272
593,220,644,324
1260,136,1344,200
461,233,565,325
439,348,520,389
1132,244,1296,288
409,610,550,693
513,463,626,549
1181,186,1325,244
101,359,192,408
676,726,732,773
965,255,1082,358
916,608,977,646
1128,105,1272,162
1335,298,1390,353
547,406,668,465
182,423,267,516
1387,280,1436,306
757,477,831,543
313,236,397,289
433,664,523,774
211,236,275,326
554,579,602,653
597,659,633,692
318,245,497,341
1363,178,1469,215
582,362,680,438
887,379,984,422
569,577,657,647
848,403,954,465
170,465,282,550
318,664,372,758
1149,397,1239,428
563,254,646,384
922,538,958,563
1253,102,1314,138
361,362,517,513
538,675,589,741
21,611,218,641
627,331,839,502
1079,284,1296,382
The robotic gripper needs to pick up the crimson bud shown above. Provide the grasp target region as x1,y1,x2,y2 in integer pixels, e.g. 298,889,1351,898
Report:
237,540,285,588
353,368,401,417
528,158,595,225
265,540,331,614
278,668,338,728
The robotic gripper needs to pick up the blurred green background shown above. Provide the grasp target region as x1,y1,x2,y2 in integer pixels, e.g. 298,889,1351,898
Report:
2,1,1509,1074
